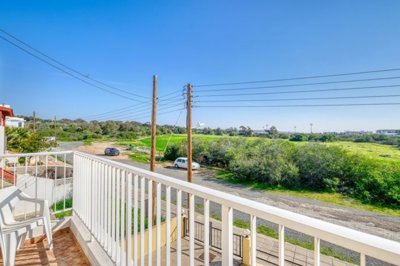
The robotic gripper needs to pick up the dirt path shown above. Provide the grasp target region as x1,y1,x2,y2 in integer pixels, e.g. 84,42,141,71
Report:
59,141,400,242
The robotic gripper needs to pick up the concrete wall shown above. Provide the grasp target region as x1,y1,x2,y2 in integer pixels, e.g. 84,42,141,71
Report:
14,174,73,216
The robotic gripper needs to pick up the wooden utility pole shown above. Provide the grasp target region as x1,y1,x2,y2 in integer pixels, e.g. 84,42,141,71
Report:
33,111,36,133
186,83,193,209
150,75,157,224
187,83,193,184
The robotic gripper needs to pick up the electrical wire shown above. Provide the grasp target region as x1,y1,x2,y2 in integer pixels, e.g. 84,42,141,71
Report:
0,30,149,102
195,94,400,103
194,84,400,98
193,68,400,87
193,76,400,93
194,103,400,108
163,110,184,154
101,107,185,122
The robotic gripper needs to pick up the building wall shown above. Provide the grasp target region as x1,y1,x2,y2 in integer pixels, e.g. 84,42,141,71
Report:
5,117,25,128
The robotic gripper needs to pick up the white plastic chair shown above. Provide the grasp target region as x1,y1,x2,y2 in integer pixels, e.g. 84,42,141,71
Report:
0,186,53,266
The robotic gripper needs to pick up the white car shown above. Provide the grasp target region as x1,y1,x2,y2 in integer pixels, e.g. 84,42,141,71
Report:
174,157,200,170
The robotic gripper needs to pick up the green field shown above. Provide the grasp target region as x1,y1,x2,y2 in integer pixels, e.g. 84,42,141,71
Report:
131,134,227,152
126,134,400,163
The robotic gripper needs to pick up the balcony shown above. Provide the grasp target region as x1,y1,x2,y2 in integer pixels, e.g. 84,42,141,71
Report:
0,151,399,266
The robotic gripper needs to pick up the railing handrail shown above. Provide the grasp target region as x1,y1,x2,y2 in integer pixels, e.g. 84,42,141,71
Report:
0,150,74,158
74,151,400,265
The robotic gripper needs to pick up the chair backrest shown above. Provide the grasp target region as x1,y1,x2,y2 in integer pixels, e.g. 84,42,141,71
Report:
0,186,21,227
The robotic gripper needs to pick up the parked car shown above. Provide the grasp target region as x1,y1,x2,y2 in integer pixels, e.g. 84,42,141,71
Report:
104,147,120,156
174,157,200,170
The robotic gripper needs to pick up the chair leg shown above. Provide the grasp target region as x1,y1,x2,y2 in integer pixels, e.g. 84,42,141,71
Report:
4,233,17,266
17,232,27,249
43,218,53,249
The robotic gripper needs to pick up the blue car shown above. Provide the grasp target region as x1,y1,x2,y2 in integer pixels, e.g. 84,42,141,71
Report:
104,147,120,156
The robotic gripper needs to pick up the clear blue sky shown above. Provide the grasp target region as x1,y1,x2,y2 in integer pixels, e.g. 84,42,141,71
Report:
1,1,400,132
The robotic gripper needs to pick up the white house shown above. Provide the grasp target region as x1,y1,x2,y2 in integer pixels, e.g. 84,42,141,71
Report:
5,116,25,128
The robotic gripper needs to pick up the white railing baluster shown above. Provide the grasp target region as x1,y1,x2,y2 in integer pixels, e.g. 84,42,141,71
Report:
166,185,171,266
147,179,153,266
126,172,132,266
116,169,121,264
221,205,233,266
250,215,257,266
63,153,67,210
120,170,126,266
278,225,285,266
203,199,210,266
360,253,366,266
156,182,161,266
314,237,320,266
111,167,116,260
140,177,145,266
176,189,182,266
189,194,195,266
133,174,138,265
107,165,112,255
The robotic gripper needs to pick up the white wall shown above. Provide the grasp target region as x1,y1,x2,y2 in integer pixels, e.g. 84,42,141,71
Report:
14,174,73,216
0,126,4,155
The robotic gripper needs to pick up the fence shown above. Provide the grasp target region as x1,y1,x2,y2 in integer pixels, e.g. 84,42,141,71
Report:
183,217,243,258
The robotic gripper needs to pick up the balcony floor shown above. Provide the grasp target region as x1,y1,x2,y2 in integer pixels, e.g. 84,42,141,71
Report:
0,228,90,266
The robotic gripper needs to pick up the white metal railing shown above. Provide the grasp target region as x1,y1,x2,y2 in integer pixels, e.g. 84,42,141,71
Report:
73,151,400,266
0,151,74,216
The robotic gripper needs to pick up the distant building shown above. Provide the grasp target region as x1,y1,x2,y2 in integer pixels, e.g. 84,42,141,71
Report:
6,116,25,128
376,129,400,136
342,131,373,136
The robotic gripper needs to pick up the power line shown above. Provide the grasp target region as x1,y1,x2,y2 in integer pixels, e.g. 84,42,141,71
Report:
194,103,400,108
93,103,184,121
193,76,400,92
193,68,400,87
0,29,149,102
101,107,185,122
84,102,150,119
195,94,400,103
194,84,400,98
158,88,186,99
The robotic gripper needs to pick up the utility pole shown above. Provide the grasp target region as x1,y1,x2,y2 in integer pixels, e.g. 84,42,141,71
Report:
186,83,193,208
310,123,313,134
294,126,297,133
33,111,36,133
150,75,157,224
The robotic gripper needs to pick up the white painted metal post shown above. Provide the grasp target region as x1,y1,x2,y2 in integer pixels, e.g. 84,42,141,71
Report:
140,176,145,266
221,205,233,266
189,194,195,266
156,182,161,266
204,199,210,266
278,225,285,266
133,175,138,265
176,189,182,266
126,173,132,266
147,179,153,266
250,215,257,266
314,237,320,266
166,186,171,266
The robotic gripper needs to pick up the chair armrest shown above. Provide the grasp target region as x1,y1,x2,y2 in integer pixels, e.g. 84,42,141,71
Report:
17,194,48,215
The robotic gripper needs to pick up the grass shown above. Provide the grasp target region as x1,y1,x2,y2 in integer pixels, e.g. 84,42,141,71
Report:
233,220,356,263
215,169,400,217
128,151,150,163
51,198,73,218
326,141,400,162
135,134,226,152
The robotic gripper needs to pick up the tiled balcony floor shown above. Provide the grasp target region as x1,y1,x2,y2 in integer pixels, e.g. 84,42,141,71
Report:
0,228,90,266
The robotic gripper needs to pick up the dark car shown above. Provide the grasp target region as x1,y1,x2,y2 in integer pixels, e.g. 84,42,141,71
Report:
104,147,120,156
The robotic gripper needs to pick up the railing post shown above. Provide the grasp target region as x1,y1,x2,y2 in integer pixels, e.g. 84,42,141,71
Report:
221,205,233,266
